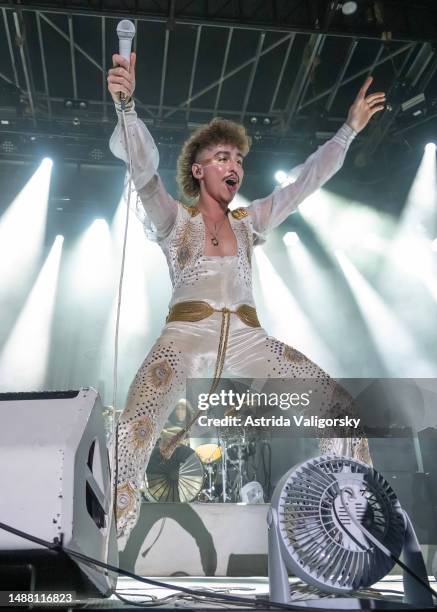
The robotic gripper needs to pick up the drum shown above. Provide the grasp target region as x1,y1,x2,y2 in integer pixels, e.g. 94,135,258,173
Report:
195,443,222,464
227,441,249,463
144,445,204,502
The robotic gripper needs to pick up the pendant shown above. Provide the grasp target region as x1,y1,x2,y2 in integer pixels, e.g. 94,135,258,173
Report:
211,237,219,246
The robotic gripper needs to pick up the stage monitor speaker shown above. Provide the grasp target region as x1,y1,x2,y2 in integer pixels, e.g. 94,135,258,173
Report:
0,388,117,597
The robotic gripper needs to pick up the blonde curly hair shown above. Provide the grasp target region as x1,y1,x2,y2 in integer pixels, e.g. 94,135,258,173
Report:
176,118,251,200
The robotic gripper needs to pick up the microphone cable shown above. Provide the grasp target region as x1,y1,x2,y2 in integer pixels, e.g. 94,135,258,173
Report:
337,488,436,602
0,520,335,612
107,91,134,562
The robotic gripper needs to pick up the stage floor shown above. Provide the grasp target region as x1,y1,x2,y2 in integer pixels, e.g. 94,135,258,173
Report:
73,575,437,609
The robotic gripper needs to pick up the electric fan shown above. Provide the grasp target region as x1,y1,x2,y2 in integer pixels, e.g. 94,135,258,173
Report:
268,455,434,607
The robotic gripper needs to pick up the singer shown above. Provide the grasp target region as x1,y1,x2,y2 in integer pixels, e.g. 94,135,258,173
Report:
107,51,385,542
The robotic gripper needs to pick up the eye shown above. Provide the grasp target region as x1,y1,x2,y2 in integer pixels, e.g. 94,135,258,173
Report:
237,159,243,166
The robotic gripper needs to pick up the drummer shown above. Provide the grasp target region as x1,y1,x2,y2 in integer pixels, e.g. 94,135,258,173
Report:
167,398,192,429
159,398,193,451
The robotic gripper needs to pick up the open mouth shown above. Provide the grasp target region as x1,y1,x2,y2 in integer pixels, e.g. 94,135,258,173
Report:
225,177,238,188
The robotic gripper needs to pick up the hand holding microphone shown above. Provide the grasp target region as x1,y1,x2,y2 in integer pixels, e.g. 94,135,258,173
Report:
107,20,136,106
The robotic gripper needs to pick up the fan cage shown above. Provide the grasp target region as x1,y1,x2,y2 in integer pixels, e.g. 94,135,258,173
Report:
274,455,406,592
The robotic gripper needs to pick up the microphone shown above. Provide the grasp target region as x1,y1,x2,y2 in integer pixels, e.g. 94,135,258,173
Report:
116,19,136,108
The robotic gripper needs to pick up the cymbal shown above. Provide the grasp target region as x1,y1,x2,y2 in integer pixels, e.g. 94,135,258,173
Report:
195,443,222,464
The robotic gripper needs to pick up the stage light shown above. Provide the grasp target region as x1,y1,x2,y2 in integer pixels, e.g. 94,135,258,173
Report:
1,139,16,153
99,189,168,406
298,188,389,253
398,139,436,241
362,232,386,251
275,170,287,185
253,248,341,375
275,165,302,187
381,142,437,304
341,1,358,15
286,241,354,372
335,251,434,376
283,231,299,246
0,157,52,295
90,148,105,161
59,218,114,397
229,192,250,211
250,116,258,124
384,232,437,305
64,99,88,110
70,218,111,298
0,235,64,391
401,93,426,113
93,218,107,227
263,117,271,126
102,245,149,336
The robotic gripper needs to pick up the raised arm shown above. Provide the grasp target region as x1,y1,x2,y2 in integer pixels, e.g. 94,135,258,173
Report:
249,123,356,238
107,52,177,240
249,76,385,240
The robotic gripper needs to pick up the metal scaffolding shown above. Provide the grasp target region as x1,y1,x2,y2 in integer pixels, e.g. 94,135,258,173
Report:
0,0,435,164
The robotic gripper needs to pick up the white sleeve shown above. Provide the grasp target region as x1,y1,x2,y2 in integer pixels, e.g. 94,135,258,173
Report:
248,123,357,242
109,100,177,241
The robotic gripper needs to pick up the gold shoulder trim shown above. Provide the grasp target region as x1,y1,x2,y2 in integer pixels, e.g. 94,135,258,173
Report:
230,207,248,220
180,202,200,217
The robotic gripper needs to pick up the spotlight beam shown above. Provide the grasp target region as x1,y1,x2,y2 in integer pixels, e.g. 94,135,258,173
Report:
254,248,342,375
0,158,53,343
336,251,434,376
0,236,63,391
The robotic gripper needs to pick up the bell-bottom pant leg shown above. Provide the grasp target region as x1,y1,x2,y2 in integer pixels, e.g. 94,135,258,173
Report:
114,316,221,540
224,320,371,464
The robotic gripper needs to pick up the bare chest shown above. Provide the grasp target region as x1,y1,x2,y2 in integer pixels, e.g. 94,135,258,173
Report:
202,216,238,257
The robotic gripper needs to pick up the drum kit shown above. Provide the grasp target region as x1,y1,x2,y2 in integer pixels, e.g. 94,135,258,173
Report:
143,423,265,503
105,402,271,503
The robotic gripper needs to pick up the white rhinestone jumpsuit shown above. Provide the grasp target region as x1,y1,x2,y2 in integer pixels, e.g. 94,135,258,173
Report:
109,102,370,541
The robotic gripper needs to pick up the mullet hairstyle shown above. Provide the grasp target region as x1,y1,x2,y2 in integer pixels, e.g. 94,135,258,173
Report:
176,117,251,200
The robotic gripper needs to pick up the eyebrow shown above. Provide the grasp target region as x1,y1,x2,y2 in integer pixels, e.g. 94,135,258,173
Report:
213,149,244,158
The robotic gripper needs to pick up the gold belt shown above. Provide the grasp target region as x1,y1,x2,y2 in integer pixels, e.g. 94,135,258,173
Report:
161,300,260,459
166,300,260,391
166,300,260,327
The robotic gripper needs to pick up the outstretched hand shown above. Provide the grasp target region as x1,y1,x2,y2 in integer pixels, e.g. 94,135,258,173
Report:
107,52,136,104
346,76,385,133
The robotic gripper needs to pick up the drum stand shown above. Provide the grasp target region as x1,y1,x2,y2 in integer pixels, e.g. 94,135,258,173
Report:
218,435,231,503
232,432,248,502
203,463,216,501
217,430,251,503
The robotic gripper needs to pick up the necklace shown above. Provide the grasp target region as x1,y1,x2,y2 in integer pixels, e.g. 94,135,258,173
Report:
202,211,228,246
